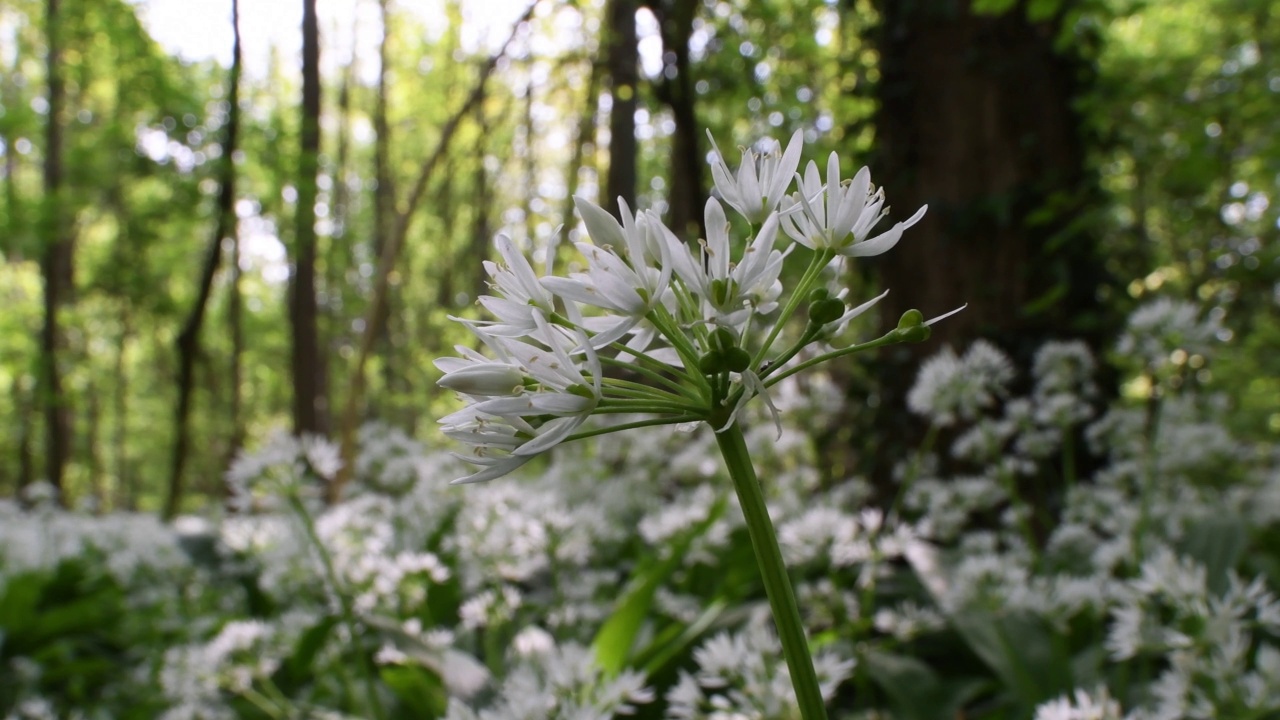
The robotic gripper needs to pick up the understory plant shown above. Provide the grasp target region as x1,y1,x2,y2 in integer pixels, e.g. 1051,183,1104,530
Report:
434,128,954,719
2,293,1278,719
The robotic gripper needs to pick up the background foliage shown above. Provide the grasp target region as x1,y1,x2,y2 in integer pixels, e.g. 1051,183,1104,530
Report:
1,0,1278,717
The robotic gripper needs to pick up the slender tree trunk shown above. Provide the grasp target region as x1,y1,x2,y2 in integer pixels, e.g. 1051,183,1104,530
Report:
855,0,1113,490
86,378,103,512
290,0,330,437
330,5,535,503
556,57,602,258
469,89,492,301
166,0,242,519
16,381,35,491
651,0,704,240
114,310,133,510
227,225,244,475
327,16,355,368
40,0,72,500
522,76,537,242
2,72,21,261
371,0,396,420
604,0,637,216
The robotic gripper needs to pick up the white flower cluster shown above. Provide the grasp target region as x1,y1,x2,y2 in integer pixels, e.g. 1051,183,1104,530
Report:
443,641,653,720
1033,687,1123,720
437,129,949,483
907,339,1015,427
1116,297,1221,373
664,614,855,719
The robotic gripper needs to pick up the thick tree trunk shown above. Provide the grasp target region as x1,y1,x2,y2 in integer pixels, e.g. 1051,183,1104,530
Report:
166,0,241,519
40,0,72,500
290,0,330,436
853,0,1113,489
604,0,638,216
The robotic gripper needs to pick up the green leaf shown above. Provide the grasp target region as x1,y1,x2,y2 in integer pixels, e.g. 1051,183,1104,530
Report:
950,610,1073,711
1177,517,1247,596
591,495,727,675
972,0,1019,15
864,649,987,720
381,664,448,719
272,615,340,693
638,598,729,676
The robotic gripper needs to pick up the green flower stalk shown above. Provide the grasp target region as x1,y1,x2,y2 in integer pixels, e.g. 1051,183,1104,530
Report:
436,129,961,719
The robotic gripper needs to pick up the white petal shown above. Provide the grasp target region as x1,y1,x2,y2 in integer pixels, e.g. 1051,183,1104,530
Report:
574,196,627,249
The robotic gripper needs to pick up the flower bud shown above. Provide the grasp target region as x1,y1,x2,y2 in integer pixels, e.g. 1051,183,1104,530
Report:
807,287,830,304
698,349,726,374
711,326,739,353
438,363,525,396
723,347,752,373
897,324,931,343
896,309,925,331
808,297,846,326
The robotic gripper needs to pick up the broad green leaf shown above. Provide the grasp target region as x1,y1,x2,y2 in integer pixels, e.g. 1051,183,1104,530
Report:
272,615,340,693
1177,517,1247,596
591,495,727,676
950,609,1074,711
382,664,448,719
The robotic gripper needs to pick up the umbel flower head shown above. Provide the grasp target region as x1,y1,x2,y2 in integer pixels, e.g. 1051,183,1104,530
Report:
437,129,962,484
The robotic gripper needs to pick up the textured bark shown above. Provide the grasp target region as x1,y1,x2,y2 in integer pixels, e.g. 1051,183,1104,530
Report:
650,0,705,241
604,0,638,216
166,0,242,519
853,0,1112,488
40,0,72,499
290,0,330,436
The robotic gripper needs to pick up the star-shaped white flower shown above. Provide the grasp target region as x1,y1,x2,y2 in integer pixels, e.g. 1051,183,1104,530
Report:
782,155,927,257
541,197,673,349
667,198,791,331
707,129,805,224
439,310,602,484
460,234,558,339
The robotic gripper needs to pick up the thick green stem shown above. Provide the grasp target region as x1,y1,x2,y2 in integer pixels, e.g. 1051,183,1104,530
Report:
714,422,828,720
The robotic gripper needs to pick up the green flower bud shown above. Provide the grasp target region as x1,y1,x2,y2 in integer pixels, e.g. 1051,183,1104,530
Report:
897,324,931,343
809,297,846,326
698,349,726,375
712,326,739,353
897,309,925,331
723,347,752,373
807,287,830,304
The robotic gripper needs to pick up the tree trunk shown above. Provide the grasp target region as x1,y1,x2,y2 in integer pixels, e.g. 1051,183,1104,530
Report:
604,0,638,216
290,0,330,437
555,57,602,259
854,0,1113,489
372,0,397,420
165,0,242,519
650,0,704,241
40,0,72,500
114,310,133,510
330,6,534,503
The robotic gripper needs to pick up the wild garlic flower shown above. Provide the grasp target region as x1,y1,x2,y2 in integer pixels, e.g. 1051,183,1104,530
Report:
438,128,957,484
782,154,928,257
706,129,805,224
